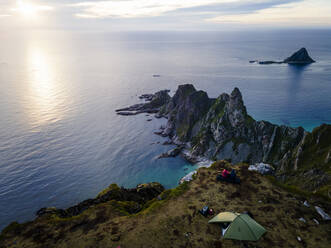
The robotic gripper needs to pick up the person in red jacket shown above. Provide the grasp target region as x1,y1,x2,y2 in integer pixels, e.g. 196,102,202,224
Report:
222,169,229,178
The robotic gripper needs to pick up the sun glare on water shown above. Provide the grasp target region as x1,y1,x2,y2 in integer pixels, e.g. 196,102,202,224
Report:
13,0,53,18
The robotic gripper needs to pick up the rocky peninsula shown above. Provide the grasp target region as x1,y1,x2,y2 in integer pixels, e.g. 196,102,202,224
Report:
116,84,330,198
250,47,316,65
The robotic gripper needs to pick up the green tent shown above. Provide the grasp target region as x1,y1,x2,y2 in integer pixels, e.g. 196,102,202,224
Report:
209,212,267,241
223,214,266,241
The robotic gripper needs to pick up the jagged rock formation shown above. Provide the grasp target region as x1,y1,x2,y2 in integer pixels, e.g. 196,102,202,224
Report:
117,84,331,197
116,90,170,115
253,47,315,65
129,84,305,165
36,182,165,218
283,48,315,64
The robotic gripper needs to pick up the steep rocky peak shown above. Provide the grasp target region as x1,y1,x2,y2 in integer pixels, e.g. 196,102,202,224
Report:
231,87,242,99
226,87,247,126
172,84,197,105
283,47,315,64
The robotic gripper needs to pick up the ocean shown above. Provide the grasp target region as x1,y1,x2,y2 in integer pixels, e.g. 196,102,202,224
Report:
0,29,331,230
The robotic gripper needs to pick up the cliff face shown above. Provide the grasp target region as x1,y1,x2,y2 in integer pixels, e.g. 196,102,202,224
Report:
116,84,330,197
278,124,331,195
157,84,305,165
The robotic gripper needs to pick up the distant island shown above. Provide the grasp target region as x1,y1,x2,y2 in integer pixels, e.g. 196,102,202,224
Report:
250,47,316,65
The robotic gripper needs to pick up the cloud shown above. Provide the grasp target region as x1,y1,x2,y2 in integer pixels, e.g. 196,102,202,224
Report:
1,0,331,29
68,0,305,19
207,0,331,26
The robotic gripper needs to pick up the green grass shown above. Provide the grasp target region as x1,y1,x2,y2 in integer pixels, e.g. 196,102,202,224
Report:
97,184,120,198
139,182,190,215
266,175,331,202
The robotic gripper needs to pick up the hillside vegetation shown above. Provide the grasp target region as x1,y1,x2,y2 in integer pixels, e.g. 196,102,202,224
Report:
1,161,330,248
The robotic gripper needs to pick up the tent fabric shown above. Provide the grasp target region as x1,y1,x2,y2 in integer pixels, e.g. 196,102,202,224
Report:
223,214,266,241
208,212,240,224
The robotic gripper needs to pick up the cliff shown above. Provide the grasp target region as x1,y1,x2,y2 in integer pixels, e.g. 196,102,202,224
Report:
1,161,330,247
116,84,330,198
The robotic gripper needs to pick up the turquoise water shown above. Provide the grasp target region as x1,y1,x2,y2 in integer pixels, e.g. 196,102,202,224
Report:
0,30,331,230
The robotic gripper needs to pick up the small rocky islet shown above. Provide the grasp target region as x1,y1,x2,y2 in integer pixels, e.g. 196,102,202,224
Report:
1,84,330,247
250,47,316,65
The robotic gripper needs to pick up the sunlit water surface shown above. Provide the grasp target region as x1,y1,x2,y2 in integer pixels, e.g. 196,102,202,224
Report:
0,30,331,230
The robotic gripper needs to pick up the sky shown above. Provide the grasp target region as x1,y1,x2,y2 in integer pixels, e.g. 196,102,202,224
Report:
1,0,331,30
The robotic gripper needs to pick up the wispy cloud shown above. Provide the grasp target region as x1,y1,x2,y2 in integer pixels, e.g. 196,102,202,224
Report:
68,0,304,19
69,0,221,18
207,0,331,26
0,0,331,29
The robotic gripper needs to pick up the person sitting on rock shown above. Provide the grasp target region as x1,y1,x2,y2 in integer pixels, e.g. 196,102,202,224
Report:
222,169,229,178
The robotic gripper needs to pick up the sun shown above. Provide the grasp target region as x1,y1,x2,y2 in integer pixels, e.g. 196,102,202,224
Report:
13,0,53,18
17,1,37,17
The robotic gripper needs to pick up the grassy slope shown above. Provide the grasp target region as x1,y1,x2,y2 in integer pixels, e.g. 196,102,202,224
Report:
282,124,331,199
1,161,331,248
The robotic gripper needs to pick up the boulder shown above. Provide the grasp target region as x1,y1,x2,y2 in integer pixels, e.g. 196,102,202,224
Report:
158,146,183,159
179,171,197,184
315,206,331,221
248,163,275,175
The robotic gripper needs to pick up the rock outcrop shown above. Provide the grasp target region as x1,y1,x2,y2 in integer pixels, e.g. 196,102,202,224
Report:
254,47,315,65
36,182,165,218
117,84,331,197
116,90,170,115
141,84,305,165
283,47,315,64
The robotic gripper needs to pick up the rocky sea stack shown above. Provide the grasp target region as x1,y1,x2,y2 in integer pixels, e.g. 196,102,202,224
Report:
253,47,316,65
283,47,315,64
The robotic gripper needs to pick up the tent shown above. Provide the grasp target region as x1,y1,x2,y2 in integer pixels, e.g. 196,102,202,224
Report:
209,212,266,241
208,212,240,224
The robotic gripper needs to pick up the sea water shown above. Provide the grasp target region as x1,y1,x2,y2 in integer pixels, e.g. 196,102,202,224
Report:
0,29,331,230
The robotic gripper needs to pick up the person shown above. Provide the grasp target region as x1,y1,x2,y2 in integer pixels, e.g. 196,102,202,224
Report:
222,169,229,178
199,206,209,217
230,169,236,180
